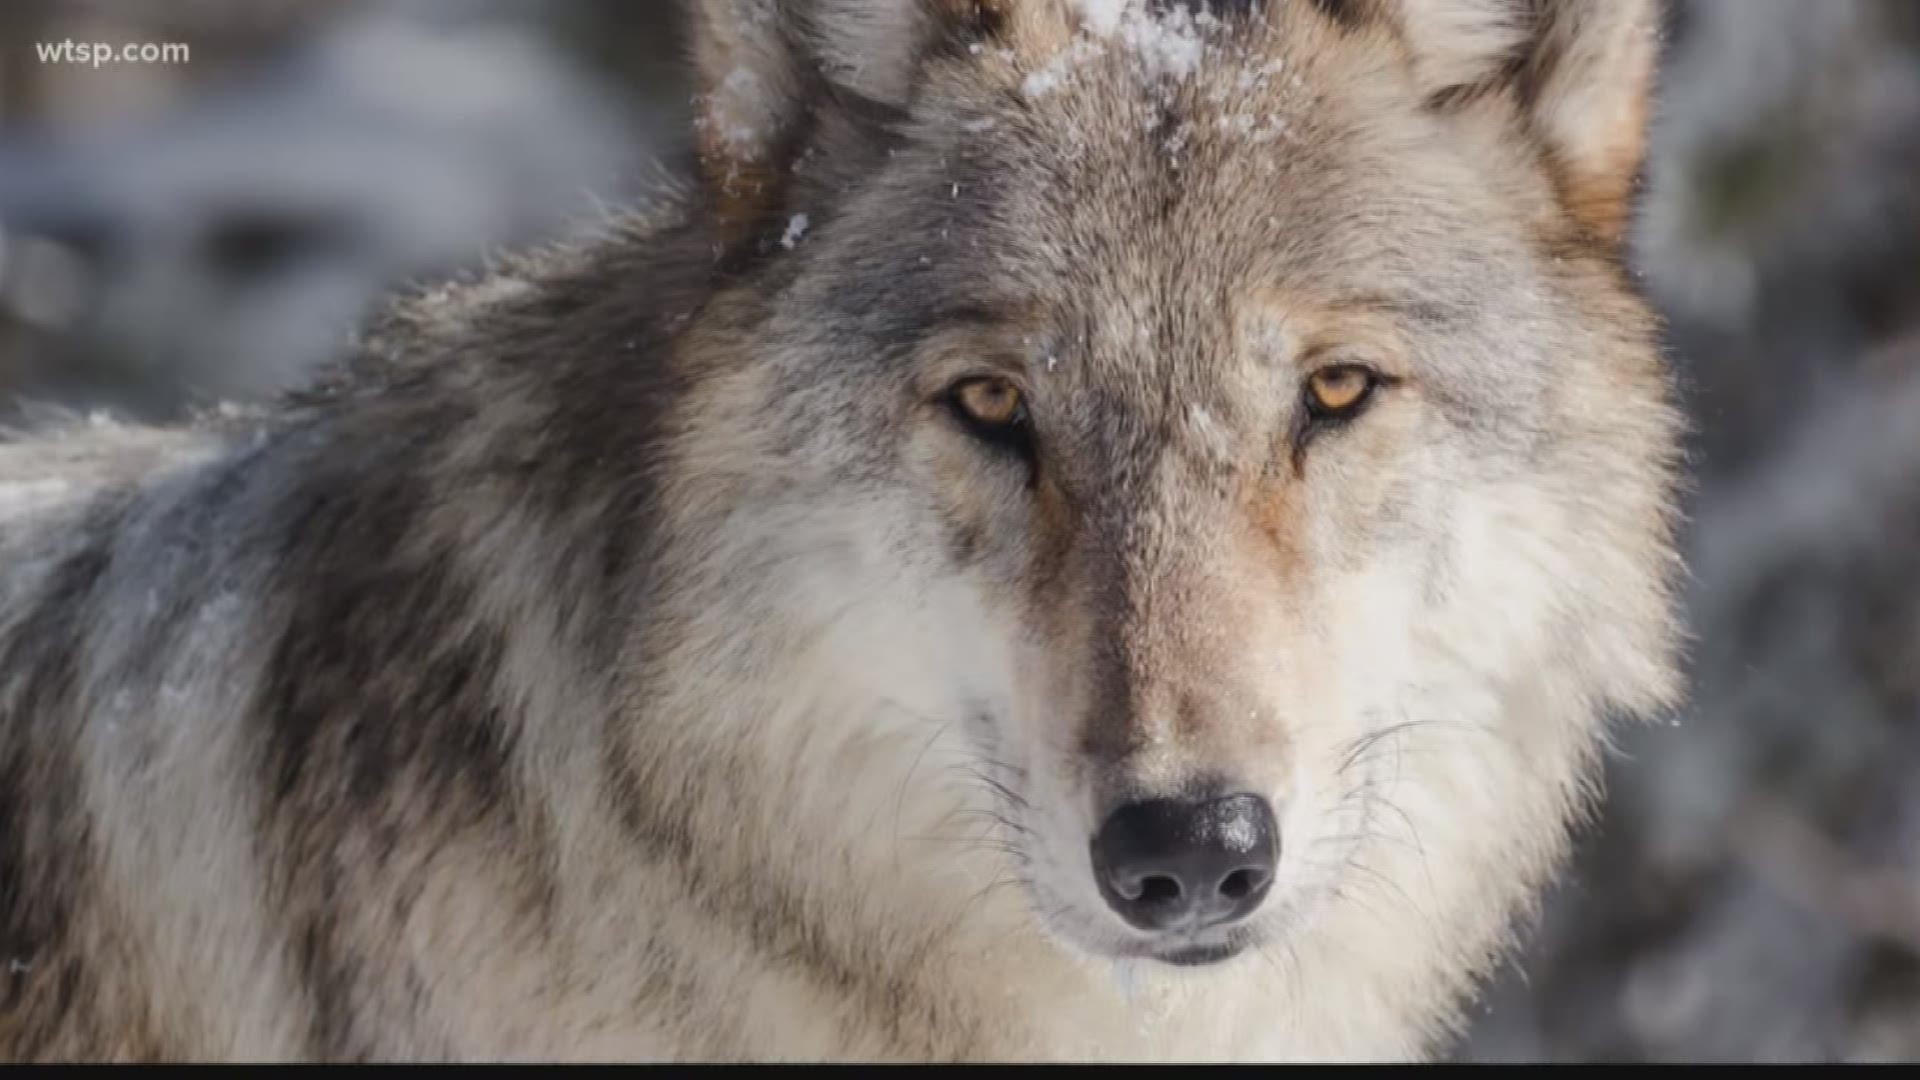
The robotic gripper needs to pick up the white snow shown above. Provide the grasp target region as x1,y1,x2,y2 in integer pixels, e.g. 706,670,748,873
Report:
1081,0,1212,80
710,67,770,151
1076,0,1132,37
1119,6,1207,81
1022,1,1260,103
1022,38,1104,99
779,213,810,250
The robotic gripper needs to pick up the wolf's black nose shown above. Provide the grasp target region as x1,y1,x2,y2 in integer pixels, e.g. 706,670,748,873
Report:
1090,793,1277,932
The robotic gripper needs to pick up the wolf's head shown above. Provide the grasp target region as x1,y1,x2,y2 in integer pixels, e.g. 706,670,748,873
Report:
671,0,1679,977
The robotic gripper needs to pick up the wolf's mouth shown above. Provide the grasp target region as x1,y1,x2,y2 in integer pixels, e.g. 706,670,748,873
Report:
1152,941,1247,967
1095,925,1261,967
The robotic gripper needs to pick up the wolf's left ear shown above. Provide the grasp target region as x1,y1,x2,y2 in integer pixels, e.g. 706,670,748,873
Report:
686,1,1002,251
1382,0,1660,247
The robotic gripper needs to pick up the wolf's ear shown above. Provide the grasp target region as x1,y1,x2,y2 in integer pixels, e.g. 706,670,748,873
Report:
1379,0,1661,247
686,0,1002,249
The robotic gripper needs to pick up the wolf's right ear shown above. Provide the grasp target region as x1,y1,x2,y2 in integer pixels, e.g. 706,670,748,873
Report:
687,0,1006,251
1358,0,1662,249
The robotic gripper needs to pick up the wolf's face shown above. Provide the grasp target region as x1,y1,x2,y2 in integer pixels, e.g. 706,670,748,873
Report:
688,0,1679,968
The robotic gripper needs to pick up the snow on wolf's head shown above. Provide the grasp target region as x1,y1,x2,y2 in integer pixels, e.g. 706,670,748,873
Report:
678,0,1680,985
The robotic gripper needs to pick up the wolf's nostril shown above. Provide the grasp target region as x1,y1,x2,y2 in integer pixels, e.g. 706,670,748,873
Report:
1218,867,1267,901
1137,875,1182,904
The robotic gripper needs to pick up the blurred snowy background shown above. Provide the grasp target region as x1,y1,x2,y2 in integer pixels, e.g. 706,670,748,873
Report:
2,0,1915,1062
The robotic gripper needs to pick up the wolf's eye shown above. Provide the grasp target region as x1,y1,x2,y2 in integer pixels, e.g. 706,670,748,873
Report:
947,376,1033,452
1303,363,1380,421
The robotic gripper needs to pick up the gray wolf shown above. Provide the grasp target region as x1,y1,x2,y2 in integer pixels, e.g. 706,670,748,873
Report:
0,0,1680,1060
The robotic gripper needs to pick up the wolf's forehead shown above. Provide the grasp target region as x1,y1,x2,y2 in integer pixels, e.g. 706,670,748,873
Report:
968,6,1397,256
967,27,1498,322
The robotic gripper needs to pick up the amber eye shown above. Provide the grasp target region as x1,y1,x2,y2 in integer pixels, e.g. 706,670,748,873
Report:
953,376,1024,425
1304,363,1380,420
947,376,1034,454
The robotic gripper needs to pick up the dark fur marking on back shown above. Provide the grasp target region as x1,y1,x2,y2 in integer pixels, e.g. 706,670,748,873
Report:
249,435,530,1058
0,502,125,1058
